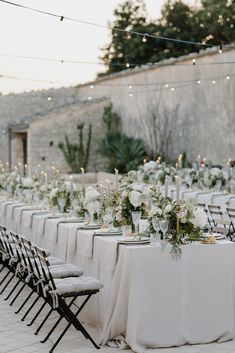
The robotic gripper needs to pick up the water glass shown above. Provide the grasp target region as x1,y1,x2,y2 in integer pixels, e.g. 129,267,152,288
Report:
131,211,141,238
159,219,169,241
58,197,66,213
122,225,132,237
150,232,161,246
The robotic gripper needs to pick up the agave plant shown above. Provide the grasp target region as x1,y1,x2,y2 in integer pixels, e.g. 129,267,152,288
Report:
99,132,147,173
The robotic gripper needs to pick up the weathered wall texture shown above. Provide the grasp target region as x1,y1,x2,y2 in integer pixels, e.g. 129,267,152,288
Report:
77,47,235,163
27,98,109,176
0,86,78,164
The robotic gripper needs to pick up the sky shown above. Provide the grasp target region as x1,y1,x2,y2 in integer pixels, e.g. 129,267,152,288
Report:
0,0,195,94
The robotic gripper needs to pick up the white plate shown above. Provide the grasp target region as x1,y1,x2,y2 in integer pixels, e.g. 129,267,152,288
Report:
95,231,122,236
119,237,150,244
81,224,101,230
203,233,225,240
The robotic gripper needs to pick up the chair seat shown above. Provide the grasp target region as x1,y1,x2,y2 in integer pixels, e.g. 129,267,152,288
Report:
53,276,103,295
43,264,83,279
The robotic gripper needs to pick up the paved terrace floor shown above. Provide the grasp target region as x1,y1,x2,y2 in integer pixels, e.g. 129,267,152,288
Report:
0,268,235,353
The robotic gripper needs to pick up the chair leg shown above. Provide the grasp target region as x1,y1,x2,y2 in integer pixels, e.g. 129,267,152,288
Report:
0,273,15,294
40,297,77,343
0,265,5,273
10,282,26,306
27,300,47,327
15,288,34,314
0,269,11,287
34,308,53,335
5,278,21,300
21,295,40,321
48,295,100,353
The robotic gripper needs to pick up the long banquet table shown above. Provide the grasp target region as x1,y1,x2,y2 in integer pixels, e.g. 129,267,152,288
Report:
1,196,235,352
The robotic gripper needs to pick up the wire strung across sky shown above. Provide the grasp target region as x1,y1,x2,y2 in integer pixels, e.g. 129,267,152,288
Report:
0,52,235,68
0,0,220,49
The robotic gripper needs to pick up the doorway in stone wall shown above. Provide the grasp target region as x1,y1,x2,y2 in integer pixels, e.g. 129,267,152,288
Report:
10,131,28,172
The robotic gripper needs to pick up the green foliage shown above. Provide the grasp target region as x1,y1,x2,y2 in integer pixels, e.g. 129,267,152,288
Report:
99,0,235,76
99,104,147,173
58,123,92,173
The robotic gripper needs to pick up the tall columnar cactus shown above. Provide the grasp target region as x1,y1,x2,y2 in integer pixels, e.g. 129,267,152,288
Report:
77,123,92,171
58,123,92,173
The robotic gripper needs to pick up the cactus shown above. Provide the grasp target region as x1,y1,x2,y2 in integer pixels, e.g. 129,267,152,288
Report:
58,123,92,173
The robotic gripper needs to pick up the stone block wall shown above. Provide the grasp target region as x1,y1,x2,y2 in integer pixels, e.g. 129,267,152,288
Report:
27,98,109,176
76,47,235,164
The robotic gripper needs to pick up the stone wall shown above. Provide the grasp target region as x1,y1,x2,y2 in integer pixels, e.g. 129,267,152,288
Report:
76,47,235,163
0,86,77,164
27,98,109,176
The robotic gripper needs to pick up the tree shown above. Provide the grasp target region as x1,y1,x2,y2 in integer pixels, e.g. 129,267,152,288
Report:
99,0,161,75
99,0,235,77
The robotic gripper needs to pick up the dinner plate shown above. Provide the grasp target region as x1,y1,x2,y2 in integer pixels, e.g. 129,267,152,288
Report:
202,233,225,240
95,231,122,236
119,237,150,244
81,224,101,230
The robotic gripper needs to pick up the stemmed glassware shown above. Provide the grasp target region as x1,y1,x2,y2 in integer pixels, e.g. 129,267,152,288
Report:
131,211,141,239
58,197,66,214
159,219,169,242
151,217,161,246
103,208,113,228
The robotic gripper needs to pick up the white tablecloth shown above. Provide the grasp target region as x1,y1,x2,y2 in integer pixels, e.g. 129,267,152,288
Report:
1,197,235,352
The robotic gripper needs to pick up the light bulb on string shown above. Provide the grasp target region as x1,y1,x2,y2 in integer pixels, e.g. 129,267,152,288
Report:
192,59,196,65
165,84,169,88
129,93,133,97
212,80,216,84
171,87,175,92
219,45,223,54
90,85,94,89
60,16,64,22
142,34,147,43
47,96,52,101
126,63,130,68
226,76,230,80
197,80,201,84
128,85,132,89
88,96,92,100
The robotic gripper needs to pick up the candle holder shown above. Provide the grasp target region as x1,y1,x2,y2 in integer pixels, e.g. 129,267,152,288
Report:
176,203,181,234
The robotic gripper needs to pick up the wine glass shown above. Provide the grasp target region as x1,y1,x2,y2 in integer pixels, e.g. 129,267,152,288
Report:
131,211,141,239
151,217,161,246
58,197,66,214
103,208,113,228
159,219,169,242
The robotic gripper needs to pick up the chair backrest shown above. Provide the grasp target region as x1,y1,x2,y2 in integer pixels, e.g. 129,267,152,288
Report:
33,245,57,292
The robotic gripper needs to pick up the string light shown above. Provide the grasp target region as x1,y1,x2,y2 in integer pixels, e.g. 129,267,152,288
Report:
88,96,92,100
192,59,196,65
0,0,216,49
171,87,175,92
60,16,64,22
47,96,52,101
90,85,94,89
129,93,133,97
219,45,223,54
226,75,230,80
142,34,147,43
128,85,132,89
165,84,169,88
197,80,201,84
212,80,216,84
126,63,130,68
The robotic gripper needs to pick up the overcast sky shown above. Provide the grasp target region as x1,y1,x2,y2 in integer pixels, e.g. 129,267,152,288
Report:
0,0,195,94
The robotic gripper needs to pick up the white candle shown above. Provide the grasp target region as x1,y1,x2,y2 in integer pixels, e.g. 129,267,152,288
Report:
80,167,85,189
197,155,201,169
24,164,28,177
165,176,168,198
44,173,48,185
175,176,180,204
178,154,182,169
6,162,9,172
143,159,147,165
69,175,74,191
18,162,22,175
114,168,119,190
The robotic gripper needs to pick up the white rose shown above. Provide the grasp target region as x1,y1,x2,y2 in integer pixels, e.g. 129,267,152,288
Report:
149,206,162,217
49,188,58,200
131,183,143,192
192,208,207,228
143,161,157,172
22,178,33,188
129,190,142,208
164,204,172,214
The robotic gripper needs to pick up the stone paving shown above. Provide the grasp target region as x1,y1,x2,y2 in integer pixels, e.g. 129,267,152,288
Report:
1,268,235,353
